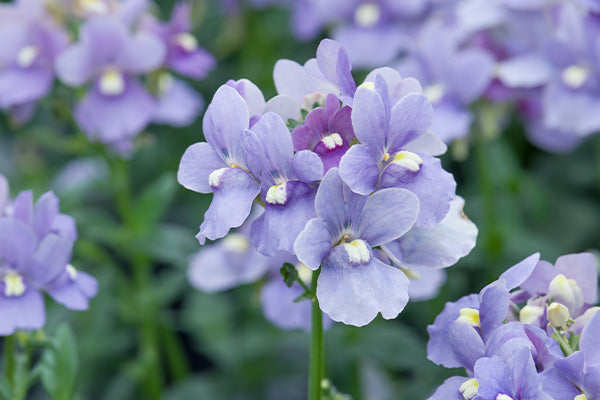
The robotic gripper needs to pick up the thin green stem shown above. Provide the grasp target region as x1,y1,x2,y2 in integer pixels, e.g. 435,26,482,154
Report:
552,330,574,357
3,336,16,390
308,268,324,400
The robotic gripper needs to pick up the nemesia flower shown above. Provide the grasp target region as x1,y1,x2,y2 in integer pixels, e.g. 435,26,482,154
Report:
0,177,97,335
141,2,214,79
55,16,165,148
178,85,260,244
242,112,323,256
291,93,354,173
339,74,456,227
396,19,495,142
294,168,419,326
0,0,68,114
273,39,355,113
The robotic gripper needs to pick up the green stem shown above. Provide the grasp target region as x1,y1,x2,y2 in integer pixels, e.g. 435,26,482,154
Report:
552,330,574,357
3,336,16,388
308,268,324,400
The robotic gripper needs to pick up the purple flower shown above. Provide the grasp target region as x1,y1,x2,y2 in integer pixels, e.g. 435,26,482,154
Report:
396,20,495,142
177,85,260,244
0,183,97,335
294,168,419,326
152,72,204,127
226,78,300,127
291,94,354,172
541,312,600,399
427,253,541,371
0,1,68,111
273,39,355,113
55,16,165,147
339,75,456,227
141,2,215,79
242,112,323,256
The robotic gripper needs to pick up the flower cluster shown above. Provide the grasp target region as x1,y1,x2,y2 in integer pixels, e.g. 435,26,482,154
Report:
0,0,214,152
0,174,97,336
251,0,600,151
180,39,477,327
427,252,600,400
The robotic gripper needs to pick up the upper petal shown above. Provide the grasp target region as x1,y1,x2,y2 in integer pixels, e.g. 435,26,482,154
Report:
178,142,226,193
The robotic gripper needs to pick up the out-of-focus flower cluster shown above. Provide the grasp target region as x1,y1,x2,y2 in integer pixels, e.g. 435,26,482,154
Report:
249,0,600,152
427,252,600,400
0,174,97,336
180,39,478,328
0,0,215,152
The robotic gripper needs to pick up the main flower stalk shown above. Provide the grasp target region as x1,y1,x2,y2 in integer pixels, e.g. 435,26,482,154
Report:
308,268,323,400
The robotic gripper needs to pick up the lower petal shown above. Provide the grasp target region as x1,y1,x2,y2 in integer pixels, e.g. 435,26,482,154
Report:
250,181,317,256
199,168,260,242
317,247,409,327
0,289,45,335
75,79,156,144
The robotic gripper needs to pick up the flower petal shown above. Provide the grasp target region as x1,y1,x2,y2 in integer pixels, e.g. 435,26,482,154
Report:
317,247,409,326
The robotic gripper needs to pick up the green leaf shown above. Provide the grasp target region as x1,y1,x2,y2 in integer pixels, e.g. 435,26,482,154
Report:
40,324,79,400
132,172,178,234
280,262,299,288
0,376,12,400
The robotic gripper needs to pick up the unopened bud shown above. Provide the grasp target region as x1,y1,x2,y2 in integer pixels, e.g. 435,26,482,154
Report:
519,305,544,325
547,302,571,330
548,274,583,314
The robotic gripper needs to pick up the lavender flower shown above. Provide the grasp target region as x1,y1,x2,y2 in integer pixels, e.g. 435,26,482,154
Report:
0,179,97,335
339,75,456,227
242,112,323,256
55,16,165,148
0,0,68,114
178,85,260,244
294,168,419,326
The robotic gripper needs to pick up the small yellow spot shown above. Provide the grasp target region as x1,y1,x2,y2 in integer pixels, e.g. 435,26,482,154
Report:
175,33,198,52
17,46,39,68
354,2,380,27
382,153,390,162
222,233,250,253
266,183,287,205
231,163,240,169
456,308,480,327
359,81,376,91
392,151,422,172
99,67,125,96
343,239,370,264
66,264,78,280
574,394,588,400
3,272,26,297
562,65,589,89
459,378,478,400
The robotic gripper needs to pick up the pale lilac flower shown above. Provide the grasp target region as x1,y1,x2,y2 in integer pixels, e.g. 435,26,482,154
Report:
294,168,419,326
339,75,456,227
0,183,97,335
273,39,355,114
178,85,260,244
0,0,68,113
141,2,215,79
55,16,165,147
396,19,495,142
242,112,323,256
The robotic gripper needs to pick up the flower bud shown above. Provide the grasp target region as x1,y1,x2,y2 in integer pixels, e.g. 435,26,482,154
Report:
548,274,584,314
547,302,571,330
519,305,544,325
